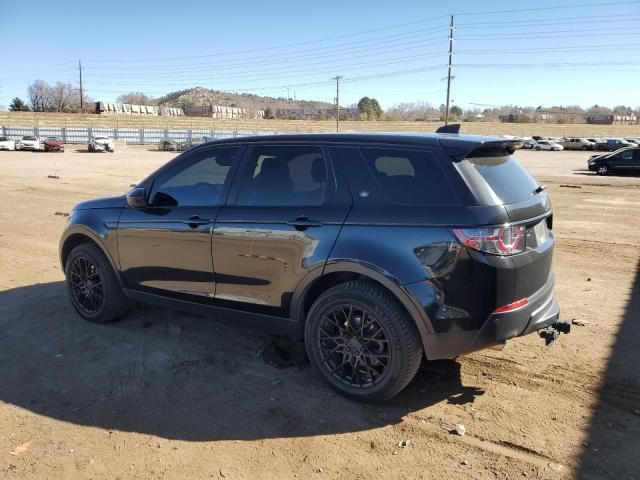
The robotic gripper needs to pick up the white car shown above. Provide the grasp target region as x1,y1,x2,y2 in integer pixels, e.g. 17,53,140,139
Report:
535,140,564,151
18,135,40,151
0,136,16,151
88,136,115,152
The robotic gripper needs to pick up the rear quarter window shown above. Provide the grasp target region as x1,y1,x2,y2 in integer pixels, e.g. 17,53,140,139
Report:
360,147,459,206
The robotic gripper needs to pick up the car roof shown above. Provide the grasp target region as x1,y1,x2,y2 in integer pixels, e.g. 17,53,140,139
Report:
193,132,517,159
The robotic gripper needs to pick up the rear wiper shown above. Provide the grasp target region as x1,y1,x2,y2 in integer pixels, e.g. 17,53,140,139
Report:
533,185,546,195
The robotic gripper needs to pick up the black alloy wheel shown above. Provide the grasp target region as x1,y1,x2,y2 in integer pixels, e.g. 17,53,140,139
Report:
68,254,104,316
65,243,130,323
317,304,392,388
305,280,422,402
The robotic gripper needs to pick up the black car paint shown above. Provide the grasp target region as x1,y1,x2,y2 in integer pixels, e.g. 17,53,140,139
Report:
588,148,640,174
60,133,559,359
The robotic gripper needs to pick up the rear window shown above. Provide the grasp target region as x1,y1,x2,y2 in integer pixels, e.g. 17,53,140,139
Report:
455,153,539,205
360,147,458,206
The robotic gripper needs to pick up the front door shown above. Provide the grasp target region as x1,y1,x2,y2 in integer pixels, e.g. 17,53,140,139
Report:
212,144,351,315
117,145,242,301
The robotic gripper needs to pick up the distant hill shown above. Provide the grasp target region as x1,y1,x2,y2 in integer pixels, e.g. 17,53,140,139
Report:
156,87,334,111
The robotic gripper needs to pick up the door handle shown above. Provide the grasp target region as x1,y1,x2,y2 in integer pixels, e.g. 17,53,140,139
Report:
287,216,323,228
182,215,211,227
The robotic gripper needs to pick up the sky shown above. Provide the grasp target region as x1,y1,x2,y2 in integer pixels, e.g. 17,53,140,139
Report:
1,0,639,111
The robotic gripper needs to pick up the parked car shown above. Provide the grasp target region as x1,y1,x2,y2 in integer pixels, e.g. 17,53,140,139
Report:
588,147,640,175
624,138,640,146
18,135,40,151
43,136,64,152
535,140,564,151
88,136,115,152
59,133,565,401
596,138,635,151
520,137,536,149
561,138,595,151
158,139,177,151
0,136,16,151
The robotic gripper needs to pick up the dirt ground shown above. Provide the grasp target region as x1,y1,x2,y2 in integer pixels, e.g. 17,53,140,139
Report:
0,145,639,480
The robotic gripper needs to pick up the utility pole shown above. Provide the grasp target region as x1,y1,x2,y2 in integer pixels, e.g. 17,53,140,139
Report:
78,60,84,113
333,75,342,132
444,16,455,126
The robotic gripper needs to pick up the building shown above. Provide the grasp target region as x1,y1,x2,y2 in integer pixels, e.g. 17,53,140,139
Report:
95,102,183,116
184,105,264,119
275,107,358,120
587,114,638,125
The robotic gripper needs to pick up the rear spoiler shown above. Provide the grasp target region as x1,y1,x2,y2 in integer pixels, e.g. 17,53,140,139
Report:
436,124,461,134
439,138,524,161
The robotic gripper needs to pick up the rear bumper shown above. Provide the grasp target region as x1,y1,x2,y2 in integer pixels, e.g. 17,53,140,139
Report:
417,275,560,360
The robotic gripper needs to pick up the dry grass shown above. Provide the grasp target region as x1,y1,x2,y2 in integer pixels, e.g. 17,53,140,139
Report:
1,111,639,137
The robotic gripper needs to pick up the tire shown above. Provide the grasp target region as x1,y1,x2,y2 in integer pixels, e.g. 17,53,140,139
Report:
65,243,130,323
596,164,609,176
305,280,423,402
535,146,541,151
44,145,49,152
581,146,588,151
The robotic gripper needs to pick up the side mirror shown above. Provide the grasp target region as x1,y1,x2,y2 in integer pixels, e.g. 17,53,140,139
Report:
127,187,147,208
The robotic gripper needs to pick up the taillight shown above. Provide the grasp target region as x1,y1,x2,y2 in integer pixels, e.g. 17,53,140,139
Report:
452,226,525,256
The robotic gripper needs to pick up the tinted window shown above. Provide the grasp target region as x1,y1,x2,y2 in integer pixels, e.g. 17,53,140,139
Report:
618,150,634,160
22,136,36,141
360,147,458,206
236,145,327,206
455,153,539,206
0,137,7,141
150,147,239,207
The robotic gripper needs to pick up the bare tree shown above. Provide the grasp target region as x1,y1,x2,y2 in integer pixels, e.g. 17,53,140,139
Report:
28,80,54,112
116,92,157,105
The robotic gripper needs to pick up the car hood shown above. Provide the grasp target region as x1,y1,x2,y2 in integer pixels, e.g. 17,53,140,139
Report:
46,140,64,146
74,195,126,210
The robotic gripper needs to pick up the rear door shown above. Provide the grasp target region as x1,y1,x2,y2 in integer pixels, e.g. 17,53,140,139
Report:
212,143,351,315
614,148,636,170
117,145,242,301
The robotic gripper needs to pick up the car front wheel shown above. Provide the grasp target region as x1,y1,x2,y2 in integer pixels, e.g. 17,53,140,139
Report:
65,243,130,323
596,164,609,176
535,146,541,151
305,280,423,402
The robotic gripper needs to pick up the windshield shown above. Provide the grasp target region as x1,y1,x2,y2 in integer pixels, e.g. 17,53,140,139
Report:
95,137,109,141
455,154,539,206
46,137,61,141
22,136,37,141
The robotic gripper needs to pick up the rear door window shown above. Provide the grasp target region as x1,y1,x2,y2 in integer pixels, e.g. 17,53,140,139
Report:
455,152,539,206
236,145,327,206
360,147,458,206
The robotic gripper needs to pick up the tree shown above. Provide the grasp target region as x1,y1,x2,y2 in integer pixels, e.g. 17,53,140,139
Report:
263,106,274,119
28,80,54,112
9,97,30,112
116,92,156,105
357,96,383,120
450,105,463,117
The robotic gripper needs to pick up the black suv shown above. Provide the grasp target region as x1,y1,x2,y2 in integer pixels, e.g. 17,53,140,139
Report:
60,133,561,401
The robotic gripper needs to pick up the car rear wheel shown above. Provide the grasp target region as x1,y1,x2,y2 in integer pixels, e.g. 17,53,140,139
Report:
581,146,588,151
65,243,130,323
596,164,609,176
305,280,422,402
535,146,541,151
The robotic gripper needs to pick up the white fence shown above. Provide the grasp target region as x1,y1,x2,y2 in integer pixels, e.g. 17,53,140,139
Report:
0,126,280,145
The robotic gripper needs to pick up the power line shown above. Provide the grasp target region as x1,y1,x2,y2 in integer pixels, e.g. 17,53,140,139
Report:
452,0,640,16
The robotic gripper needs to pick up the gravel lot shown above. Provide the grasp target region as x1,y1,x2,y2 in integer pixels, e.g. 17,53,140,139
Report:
0,145,638,479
